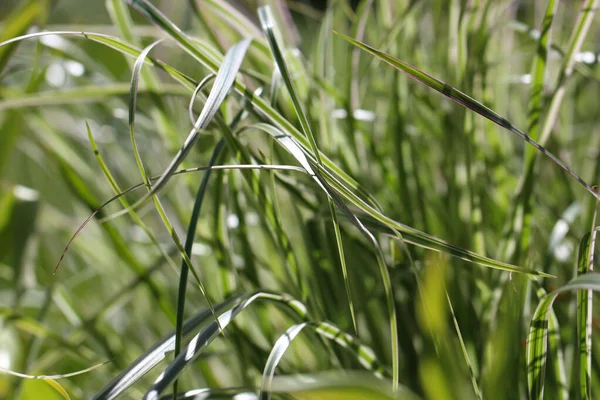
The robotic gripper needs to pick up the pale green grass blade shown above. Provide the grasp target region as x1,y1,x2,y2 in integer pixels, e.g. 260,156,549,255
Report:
335,32,600,201
92,296,244,400
527,273,600,399
260,320,388,400
140,293,309,400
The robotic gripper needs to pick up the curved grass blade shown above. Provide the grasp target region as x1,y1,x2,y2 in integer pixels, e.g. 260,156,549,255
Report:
130,38,252,208
532,283,568,400
86,122,180,282
245,119,399,388
53,162,305,278
260,321,387,400
158,388,257,400
527,273,600,399
0,362,107,380
577,230,596,399
269,371,419,400
245,122,551,279
334,31,600,202
92,296,243,400
258,6,358,336
0,31,199,91
141,292,310,400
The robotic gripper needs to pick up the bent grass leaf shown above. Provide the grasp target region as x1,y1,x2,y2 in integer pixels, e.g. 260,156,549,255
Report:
92,296,244,400
527,273,600,400
260,321,388,400
140,293,310,400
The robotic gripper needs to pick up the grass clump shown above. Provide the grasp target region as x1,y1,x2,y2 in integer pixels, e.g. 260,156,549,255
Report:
0,0,600,399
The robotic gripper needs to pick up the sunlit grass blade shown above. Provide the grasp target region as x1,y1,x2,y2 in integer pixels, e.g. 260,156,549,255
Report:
92,295,244,400
258,6,358,336
247,122,552,279
527,273,600,399
334,31,600,201
260,320,388,400
130,38,251,205
140,292,310,400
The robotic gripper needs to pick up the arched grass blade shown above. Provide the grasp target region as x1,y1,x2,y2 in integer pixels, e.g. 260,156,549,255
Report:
141,292,310,400
268,371,419,400
260,321,387,400
130,38,251,208
527,273,600,399
577,230,596,399
245,121,399,389
334,31,600,201
247,122,551,279
92,296,243,400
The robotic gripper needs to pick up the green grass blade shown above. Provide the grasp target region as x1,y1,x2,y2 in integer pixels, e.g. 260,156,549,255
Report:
577,231,594,399
527,273,600,399
334,31,600,202
258,6,358,335
260,321,387,400
139,293,310,400
132,38,251,205
92,296,244,400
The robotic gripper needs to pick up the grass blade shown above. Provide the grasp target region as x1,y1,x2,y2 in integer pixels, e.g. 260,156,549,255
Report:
141,292,310,400
527,273,600,399
334,31,600,202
